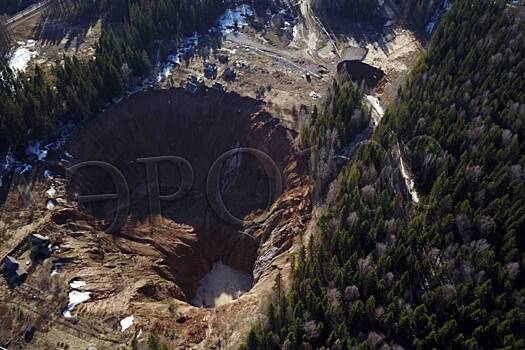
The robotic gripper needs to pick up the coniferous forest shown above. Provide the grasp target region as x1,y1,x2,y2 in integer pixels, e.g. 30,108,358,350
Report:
0,18,9,56
310,0,445,26
300,81,371,201
0,0,524,348
311,0,379,19
242,0,525,349
0,0,35,16
0,0,244,155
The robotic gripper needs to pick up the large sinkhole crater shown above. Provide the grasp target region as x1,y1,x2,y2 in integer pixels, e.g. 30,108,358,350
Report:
66,88,299,306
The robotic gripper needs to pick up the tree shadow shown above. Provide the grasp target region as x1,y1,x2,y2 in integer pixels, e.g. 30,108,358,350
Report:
31,8,99,51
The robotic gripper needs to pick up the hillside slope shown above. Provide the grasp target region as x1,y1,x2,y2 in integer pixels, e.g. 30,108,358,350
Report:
242,0,525,348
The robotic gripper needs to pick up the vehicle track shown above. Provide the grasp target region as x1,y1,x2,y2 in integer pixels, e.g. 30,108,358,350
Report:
6,0,54,28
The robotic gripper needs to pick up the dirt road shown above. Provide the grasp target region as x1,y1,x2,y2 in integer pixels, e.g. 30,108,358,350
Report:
225,32,325,79
6,0,53,27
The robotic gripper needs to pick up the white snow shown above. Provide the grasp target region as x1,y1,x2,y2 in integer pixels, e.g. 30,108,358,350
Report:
167,53,181,65
292,24,299,40
156,32,199,82
45,186,57,198
425,21,437,34
8,40,38,72
50,261,64,276
1,153,16,172
26,142,48,161
399,153,420,203
157,62,175,82
120,315,134,332
0,154,14,187
43,170,52,178
63,279,90,317
20,163,32,174
1,123,75,192
46,200,56,210
235,59,249,68
25,124,75,162
156,5,253,82
365,95,385,126
191,261,252,308
309,91,321,99
69,280,86,289
218,5,254,35
63,290,91,318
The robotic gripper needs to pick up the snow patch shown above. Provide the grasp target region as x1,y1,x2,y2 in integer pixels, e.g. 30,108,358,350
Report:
8,40,38,72
45,186,57,198
69,280,86,289
156,5,253,82
399,153,420,203
20,163,32,174
156,31,200,82
50,261,64,276
120,315,134,332
309,91,321,99
218,5,254,35
63,290,91,318
46,199,56,210
1,123,75,191
365,95,385,126
26,142,48,161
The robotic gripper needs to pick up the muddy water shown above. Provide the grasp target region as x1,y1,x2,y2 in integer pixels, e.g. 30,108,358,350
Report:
191,261,253,308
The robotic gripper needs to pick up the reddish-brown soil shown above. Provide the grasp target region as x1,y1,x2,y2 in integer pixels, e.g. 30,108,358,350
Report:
0,88,312,349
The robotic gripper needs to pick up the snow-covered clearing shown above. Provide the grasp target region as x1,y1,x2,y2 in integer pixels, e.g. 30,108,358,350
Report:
8,40,38,72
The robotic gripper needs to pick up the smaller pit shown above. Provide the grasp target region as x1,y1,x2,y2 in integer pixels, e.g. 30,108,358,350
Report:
337,59,386,92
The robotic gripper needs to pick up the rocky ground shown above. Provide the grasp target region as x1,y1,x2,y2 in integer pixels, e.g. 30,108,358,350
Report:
0,89,311,349
7,4,102,70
